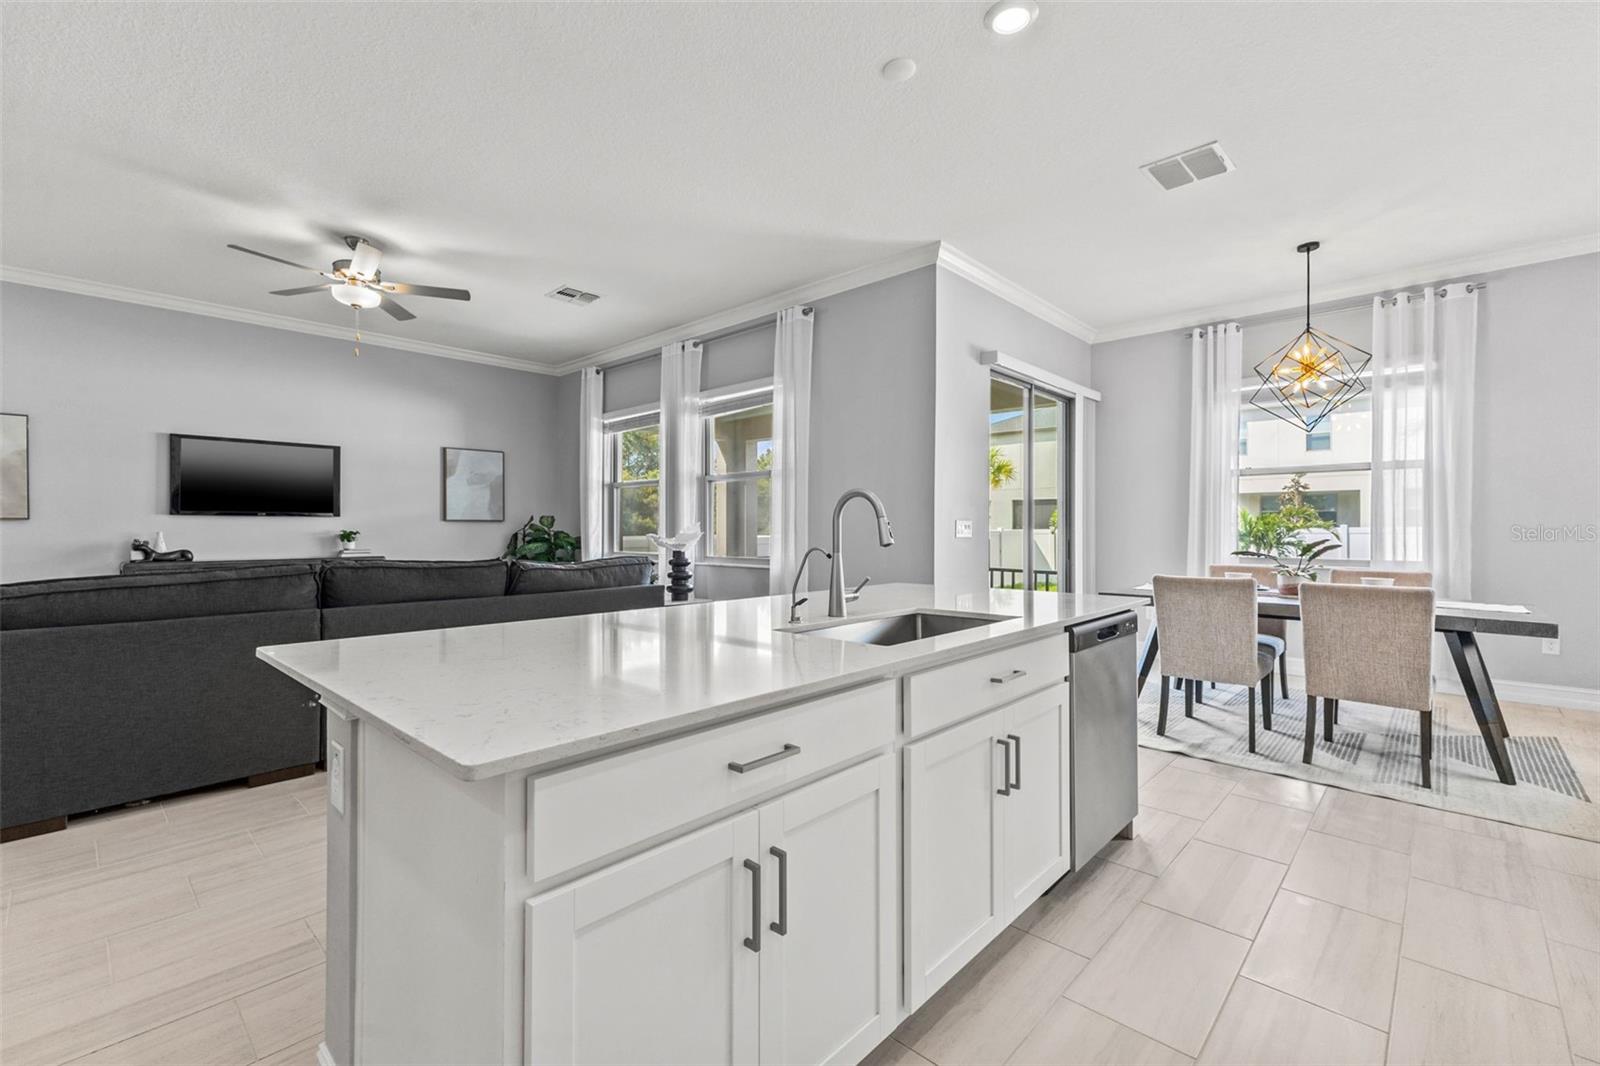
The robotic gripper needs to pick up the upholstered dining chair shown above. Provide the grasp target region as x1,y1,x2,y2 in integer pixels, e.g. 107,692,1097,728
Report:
1209,563,1289,696
1152,576,1280,753
1300,583,1437,787
1328,568,1434,587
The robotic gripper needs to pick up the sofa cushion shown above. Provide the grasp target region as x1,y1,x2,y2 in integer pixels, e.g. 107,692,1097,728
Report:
509,556,655,595
322,585,664,639
1,565,320,630
320,559,508,608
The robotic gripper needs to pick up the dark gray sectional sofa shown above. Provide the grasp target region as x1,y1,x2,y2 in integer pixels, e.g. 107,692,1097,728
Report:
0,556,658,838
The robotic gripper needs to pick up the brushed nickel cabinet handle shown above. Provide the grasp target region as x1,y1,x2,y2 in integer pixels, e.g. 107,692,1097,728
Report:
1007,733,1022,791
990,669,1028,685
996,738,1013,796
743,858,762,952
728,743,801,773
769,846,788,935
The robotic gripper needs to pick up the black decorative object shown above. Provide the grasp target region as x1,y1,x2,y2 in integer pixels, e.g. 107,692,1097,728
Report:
1249,241,1373,433
667,550,693,602
130,539,195,563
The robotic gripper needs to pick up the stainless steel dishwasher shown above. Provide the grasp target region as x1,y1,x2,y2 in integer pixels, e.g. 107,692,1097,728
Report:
1068,611,1140,867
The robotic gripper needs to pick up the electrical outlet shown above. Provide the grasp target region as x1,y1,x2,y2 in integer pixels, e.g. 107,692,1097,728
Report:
328,739,346,814
955,519,974,539
1542,638,1561,656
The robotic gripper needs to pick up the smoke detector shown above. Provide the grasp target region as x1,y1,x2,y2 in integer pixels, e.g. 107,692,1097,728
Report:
1141,141,1235,191
545,285,601,305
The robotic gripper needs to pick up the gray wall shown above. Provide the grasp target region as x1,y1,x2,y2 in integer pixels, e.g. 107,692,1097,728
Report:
1091,252,1600,691
0,283,568,581
934,267,1093,590
805,266,937,592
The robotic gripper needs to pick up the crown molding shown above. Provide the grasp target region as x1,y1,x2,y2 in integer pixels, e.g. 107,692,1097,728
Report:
1091,231,1600,344
0,266,557,374
934,244,1098,344
555,242,944,374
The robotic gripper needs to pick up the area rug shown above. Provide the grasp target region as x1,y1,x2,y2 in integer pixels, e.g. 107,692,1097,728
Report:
1137,677,1600,842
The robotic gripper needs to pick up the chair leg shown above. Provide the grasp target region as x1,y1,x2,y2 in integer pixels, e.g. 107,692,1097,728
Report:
1247,687,1257,754
1158,675,1170,735
1331,698,1339,725
1279,653,1289,696
1421,709,1433,789
1303,695,1316,764
1184,680,1195,718
1262,671,1274,732
1173,676,1182,692
1323,697,1336,742
1211,681,1217,691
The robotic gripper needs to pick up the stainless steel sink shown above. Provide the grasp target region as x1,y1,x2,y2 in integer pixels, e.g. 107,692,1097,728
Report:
788,610,1011,647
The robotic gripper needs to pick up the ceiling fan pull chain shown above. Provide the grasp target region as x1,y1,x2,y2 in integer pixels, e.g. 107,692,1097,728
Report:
353,306,361,357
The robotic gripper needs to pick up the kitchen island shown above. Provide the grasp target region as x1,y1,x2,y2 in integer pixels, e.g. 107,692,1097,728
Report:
258,583,1139,1066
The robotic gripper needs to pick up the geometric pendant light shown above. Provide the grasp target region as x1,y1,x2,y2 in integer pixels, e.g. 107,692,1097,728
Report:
1249,241,1373,432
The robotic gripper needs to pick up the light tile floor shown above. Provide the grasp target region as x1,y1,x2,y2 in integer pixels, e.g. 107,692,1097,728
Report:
2,701,1595,1065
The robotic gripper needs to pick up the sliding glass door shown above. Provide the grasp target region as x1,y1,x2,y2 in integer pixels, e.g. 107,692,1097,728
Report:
988,374,1073,592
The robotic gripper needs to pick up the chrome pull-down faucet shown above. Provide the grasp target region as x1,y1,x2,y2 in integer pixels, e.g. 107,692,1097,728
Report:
827,489,895,617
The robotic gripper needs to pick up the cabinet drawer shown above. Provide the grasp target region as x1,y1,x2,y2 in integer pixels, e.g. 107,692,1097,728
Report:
903,632,1069,739
527,681,895,883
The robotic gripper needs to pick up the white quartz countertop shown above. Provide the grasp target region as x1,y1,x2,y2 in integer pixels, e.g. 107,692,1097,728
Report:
257,583,1138,781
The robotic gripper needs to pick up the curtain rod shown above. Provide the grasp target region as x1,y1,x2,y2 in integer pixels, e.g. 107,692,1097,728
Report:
594,306,813,373
1186,282,1489,335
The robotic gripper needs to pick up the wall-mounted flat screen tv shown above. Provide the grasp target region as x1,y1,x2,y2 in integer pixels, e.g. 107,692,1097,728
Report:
169,433,340,516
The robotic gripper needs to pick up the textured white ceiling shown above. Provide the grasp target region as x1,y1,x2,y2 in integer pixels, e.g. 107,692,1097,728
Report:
3,2,1596,369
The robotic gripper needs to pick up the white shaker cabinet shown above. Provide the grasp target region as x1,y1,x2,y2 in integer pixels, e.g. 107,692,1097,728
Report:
525,811,762,1066
526,755,897,1066
903,683,1072,1010
758,756,897,1066
902,708,1007,1008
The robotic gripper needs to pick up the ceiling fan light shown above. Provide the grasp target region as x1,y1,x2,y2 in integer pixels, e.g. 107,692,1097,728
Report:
330,283,382,310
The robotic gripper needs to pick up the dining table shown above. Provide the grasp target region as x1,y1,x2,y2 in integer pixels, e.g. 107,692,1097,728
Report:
1108,583,1561,786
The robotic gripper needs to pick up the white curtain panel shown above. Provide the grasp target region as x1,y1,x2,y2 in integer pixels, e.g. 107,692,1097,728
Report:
1185,323,1244,575
577,367,605,558
658,340,703,571
768,306,814,594
1370,285,1478,598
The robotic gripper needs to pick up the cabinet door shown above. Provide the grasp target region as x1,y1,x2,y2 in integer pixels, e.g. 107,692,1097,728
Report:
1000,684,1072,919
903,709,1006,1010
526,811,761,1066
758,756,896,1066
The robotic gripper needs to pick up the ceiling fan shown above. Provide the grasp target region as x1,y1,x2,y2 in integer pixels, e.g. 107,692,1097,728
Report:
227,235,470,322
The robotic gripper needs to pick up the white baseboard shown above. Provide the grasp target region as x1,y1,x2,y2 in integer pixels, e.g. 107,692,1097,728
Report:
316,1043,337,1066
1281,657,1600,713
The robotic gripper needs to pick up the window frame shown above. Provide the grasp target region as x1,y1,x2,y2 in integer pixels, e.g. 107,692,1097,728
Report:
700,391,774,565
602,410,661,560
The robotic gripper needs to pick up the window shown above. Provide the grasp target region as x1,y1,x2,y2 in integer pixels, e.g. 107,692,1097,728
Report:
704,401,773,560
605,420,659,555
988,374,1073,592
1238,374,1371,562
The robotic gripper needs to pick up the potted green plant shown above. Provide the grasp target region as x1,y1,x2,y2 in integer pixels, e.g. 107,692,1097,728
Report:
504,515,581,563
1234,532,1343,595
337,529,360,546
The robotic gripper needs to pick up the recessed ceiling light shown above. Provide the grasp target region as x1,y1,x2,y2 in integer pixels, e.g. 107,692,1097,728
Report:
984,1,1039,36
880,57,918,82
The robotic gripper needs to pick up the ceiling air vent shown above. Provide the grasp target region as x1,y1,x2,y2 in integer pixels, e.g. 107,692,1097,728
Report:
545,286,601,305
1141,141,1234,191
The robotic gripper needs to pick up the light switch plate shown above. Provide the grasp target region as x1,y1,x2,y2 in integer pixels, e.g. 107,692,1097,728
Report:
328,739,346,814
955,519,974,539
1542,638,1561,656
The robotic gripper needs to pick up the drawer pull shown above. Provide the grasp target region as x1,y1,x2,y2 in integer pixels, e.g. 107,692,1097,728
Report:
728,743,801,774
989,669,1028,685
769,846,789,935
996,738,1013,796
1007,733,1022,791
743,859,762,952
